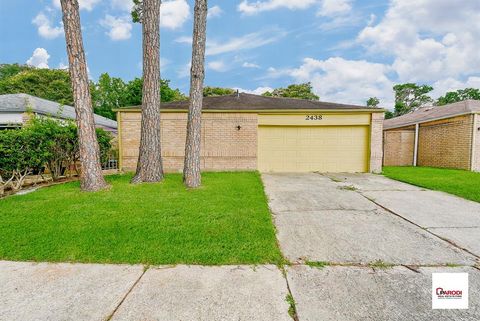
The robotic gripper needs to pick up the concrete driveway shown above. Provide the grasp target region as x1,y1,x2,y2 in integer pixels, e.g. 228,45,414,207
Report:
262,172,480,320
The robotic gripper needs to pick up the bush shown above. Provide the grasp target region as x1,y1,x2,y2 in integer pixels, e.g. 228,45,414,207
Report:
0,128,46,191
0,115,112,193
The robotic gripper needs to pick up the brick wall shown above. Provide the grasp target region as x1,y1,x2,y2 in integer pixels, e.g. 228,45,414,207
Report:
418,115,473,170
473,114,480,172
383,126,415,166
369,112,384,173
120,112,257,172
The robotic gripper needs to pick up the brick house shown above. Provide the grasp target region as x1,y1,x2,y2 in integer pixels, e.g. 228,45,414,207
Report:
0,93,118,134
383,100,480,171
116,93,384,173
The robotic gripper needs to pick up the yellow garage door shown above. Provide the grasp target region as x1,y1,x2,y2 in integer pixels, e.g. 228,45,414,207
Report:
258,126,369,172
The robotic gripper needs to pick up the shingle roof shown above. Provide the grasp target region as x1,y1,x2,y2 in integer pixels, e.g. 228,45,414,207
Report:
384,100,480,130
124,93,382,111
0,93,117,129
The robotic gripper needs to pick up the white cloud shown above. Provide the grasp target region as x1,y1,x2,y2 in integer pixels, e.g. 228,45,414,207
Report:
111,0,134,12
318,0,352,17
26,48,50,69
265,57,394,106
110,0,190,29
208,5,223,18
358,0,480,83
161,0,190,29
32,13,63,39
242,62,260,69
58,62,68,70
207,60,229,72
175,36,192,44
235,86,273,95
53,0,101,11
431,77,480,100
206,30,286,56
100,15,132,41
238,0,317,15
177,62,191,78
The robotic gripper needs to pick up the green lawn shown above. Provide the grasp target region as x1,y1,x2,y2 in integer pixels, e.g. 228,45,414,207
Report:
383,166,480,203
0,172,282,265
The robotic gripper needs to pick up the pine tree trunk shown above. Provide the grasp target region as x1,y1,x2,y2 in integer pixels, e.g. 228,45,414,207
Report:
60,0,109,192
183,0,208,188
131,0,164,183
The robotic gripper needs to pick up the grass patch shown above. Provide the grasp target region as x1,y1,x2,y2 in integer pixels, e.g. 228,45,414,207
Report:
368,260,394,269
338,185,357,191
0,172,282,265
445,263,461,268
286,294,297,320
305,261,329,269
383,166,480,203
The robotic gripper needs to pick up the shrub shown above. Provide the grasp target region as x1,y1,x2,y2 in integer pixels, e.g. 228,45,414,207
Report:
0,128,46,191
0,115,113,193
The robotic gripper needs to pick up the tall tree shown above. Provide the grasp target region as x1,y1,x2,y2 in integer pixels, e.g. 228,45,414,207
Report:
203,86,235,97
393,83,433,116
0,65,73,105
436,88,480,106
60,0,108,191
366,97,380,108
262,83,319,100
131,0,164,183
183,0,208,188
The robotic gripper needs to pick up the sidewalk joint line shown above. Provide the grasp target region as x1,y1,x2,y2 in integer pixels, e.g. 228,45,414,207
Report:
280,266,300,321
105,266,148,321
356,191,480,261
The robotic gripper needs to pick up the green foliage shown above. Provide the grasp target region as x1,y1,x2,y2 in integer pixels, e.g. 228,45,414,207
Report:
436,88,480,106
96,128,113,164
305,261,329,268
366,97,380,108
393,83,433,116
0,172,283,265
91,75,186,119
0,64,32,81
90,73,127,120
385,110,394,119
131,0,143,23
25,117,79,180
0,67,73,105
263,83,319,100
203,86,235,97
0,116,112,191
368,260,394,269
0,64,186,121
0,127,46,190
286,294,297,319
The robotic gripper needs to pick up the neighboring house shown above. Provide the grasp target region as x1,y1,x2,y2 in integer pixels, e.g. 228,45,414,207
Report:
383,100,480,171
116,93,384,173
0,93,118,134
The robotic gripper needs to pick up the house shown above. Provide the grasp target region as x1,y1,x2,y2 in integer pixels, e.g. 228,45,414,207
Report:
383,100,480,171
116,93,384,173
0,93,118,133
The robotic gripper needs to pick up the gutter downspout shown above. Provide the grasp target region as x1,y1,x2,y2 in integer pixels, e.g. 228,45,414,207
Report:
471,114,478,171
413,123,419,167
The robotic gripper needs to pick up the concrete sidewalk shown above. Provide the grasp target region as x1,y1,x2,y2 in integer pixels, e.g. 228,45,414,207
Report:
0,261,291,321
1,260,479,321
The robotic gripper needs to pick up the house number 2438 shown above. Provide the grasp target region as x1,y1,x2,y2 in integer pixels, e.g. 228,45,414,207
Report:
305,115,323,120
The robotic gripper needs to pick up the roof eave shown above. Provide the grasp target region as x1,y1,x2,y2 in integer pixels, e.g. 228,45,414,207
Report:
384,111,476,130
114,108,384,113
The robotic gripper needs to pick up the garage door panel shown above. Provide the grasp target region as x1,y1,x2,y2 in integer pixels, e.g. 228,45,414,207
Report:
258,126,369,173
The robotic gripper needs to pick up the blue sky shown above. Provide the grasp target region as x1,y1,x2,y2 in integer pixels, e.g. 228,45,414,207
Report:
1,0,480,109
